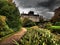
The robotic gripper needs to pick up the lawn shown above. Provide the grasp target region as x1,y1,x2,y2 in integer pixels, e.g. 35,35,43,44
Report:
50,26,60,29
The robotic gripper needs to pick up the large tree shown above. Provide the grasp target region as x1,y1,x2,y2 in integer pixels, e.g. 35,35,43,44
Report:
0,0,21,31
51,7,60,22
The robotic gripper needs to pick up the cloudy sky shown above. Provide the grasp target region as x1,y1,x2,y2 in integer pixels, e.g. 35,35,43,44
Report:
13,0,60,19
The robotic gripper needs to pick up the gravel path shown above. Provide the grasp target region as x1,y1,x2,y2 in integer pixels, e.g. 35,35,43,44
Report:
0,28,27,45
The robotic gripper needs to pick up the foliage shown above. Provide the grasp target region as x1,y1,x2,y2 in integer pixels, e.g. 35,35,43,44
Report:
15,27,60,45
22,18,36,27
50,7,60,22
30,26,39,30
0,0,22,38
44,22,60,33
0,16,14,38
44,22,52,29
39,17,44,23
55,22,60,26
13,40,20,45
0,0,21,31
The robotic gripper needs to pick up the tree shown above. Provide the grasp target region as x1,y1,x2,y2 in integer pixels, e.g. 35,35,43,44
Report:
0,15,13,38
0,0,21,31
51,7,60,22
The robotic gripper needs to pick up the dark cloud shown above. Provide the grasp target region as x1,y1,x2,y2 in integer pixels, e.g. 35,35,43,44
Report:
37,0,56,10
14,0,60,19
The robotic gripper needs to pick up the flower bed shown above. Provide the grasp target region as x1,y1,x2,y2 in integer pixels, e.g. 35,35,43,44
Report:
14,27,60,45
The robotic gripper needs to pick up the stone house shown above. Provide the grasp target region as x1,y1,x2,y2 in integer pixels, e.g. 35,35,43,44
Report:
21,11,40,22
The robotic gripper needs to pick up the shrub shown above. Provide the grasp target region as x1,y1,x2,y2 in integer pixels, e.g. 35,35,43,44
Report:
0,0,22,31
55,22,60,26
0,16,14,38
0,29,13,38
0,0,22,38
44,22,52,29
22,18,36,27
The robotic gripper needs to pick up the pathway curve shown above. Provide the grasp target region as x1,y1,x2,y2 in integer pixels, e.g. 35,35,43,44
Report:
0,28,27,45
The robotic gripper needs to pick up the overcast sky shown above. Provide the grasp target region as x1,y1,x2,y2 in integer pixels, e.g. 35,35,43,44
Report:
13,0,60,19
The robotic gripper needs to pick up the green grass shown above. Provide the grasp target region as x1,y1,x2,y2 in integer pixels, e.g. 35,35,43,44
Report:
49,26,60,29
